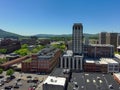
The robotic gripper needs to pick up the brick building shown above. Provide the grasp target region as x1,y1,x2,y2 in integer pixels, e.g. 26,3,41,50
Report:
84,44,114,58
22,47,61,73
84,58,119,73
0,38,21,53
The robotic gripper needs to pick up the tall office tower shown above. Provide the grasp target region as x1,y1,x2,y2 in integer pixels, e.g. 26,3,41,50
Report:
72,23,83,55
99,32,107,44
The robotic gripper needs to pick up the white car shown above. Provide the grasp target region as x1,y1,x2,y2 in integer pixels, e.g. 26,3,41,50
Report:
17,82,22,86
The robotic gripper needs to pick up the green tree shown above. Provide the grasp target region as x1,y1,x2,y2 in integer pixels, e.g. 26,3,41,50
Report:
6,69,14,76
0,49,7,54
52,43,66,51
14,48,29,56
31,45,45,53
31,48,38,53
21,44,28,49
0,58,7,64
0,68,3,74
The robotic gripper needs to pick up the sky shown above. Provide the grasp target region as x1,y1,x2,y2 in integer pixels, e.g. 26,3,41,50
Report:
0,0,120,35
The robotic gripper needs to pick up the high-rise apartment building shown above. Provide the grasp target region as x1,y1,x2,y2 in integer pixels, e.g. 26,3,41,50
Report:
99,32,107,44
99,32,118,51
72,23,83,55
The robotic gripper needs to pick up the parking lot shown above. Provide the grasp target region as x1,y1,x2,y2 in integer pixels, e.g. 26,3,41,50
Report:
68,72,120,90
0,71,48,90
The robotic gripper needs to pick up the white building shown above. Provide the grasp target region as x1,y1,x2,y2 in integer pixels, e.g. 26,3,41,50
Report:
43,76,66,90
60,50,83,71
100,58,119,73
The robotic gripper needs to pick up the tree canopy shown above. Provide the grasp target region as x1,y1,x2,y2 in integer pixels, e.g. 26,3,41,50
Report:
0,49,7,54
6,69,14,76
0,68,3,74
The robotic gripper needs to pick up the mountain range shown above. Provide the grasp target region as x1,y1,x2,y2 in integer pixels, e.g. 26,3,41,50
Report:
0,29,22,38
0,29,98,39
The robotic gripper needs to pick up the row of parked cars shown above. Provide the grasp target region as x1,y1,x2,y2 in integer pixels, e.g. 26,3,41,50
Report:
0,75,23,90
0,75,15,85
27,76,40,90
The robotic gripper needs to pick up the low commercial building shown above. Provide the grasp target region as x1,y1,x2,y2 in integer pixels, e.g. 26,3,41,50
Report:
22,47,61,73
84,44,114,58
102,58,119,73
84,58,119,73
84,59,97,72
43,76,66,90
84,58,108,72
113,54,120,71
60,50,83,71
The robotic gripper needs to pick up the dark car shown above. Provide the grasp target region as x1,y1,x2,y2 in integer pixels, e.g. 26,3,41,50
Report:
27,76,32,78
0,76,4,78
14,85,19,88
17,78,21,82
27,80,32,83
6,77,11,83
10,75,16,79
4,86,13,90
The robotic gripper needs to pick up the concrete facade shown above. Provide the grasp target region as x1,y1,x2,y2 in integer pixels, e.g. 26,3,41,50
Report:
60,50,83,71
72,23,83,55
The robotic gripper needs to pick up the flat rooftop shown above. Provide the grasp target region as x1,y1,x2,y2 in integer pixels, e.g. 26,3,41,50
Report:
68,72,120,90
37,47,59,59
117,46,120,49
85,44,114,47
85,58,119,64
115,54,120,59
43,76,66,86
100,58,118,64
50,68,71,80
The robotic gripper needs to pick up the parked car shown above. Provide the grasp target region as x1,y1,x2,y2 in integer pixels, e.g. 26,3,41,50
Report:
0,76,4,79
0,81,4,86
17,82,22,86
17,78,21,82
4,85,13,90
14,85,19,88
109,84,113,89
10,75,16,79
